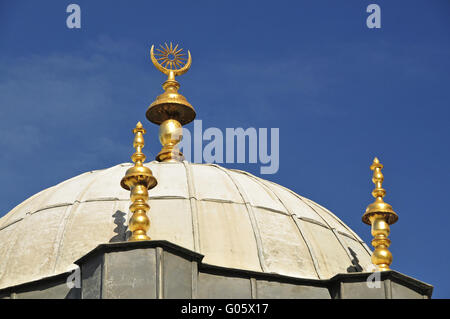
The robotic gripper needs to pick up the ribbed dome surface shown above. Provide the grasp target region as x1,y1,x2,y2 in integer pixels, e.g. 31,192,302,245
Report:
0,162,373,289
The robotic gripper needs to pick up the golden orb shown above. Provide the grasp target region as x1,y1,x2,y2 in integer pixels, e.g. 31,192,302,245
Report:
159,119,183,146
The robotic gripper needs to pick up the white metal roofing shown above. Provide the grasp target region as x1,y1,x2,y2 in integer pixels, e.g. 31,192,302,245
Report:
0,161,373,289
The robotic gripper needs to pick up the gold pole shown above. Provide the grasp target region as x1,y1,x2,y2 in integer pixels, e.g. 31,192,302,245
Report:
120,122,157,241
362,157,398,271
146,43,196,162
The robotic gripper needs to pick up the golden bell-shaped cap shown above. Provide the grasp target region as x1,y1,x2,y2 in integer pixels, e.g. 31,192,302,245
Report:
146,78,196,125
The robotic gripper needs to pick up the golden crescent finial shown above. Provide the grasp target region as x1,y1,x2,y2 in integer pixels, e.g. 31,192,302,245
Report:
150,44,191,77
147,42,196,162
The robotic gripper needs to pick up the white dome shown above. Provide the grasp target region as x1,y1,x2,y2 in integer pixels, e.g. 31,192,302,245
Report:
0,162,373,289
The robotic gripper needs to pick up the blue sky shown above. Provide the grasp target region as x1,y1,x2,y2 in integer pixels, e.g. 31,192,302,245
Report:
0,0,449,297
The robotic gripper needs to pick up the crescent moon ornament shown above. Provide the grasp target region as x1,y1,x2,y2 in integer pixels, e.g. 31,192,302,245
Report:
150,42,192,78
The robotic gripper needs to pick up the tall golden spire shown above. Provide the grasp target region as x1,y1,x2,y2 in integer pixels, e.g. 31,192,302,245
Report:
147,42,196,162
362,157,398,271
120,122,157,241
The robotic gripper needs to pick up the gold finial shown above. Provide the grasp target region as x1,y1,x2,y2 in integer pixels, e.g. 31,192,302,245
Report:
121,122,157,241
362,157,398,271
147,43,196,162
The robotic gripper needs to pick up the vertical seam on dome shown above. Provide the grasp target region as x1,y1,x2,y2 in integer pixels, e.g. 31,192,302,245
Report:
249,173,359,241
330,228,359,266
0,195,81,287
251,174,371,262
182,161,201,252
52,165,120,274
302,198,372,257
245,174,322,280
0,217,27,286
361,242,373,256
297,198,357,271
353,240,373,257
242,171,362,272
51,204,74,272
302,197,364,243
212,165,268,273
234,171,333,228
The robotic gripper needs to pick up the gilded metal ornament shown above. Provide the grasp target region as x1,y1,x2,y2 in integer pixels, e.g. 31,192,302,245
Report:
147,42,197,162
121,122,157,241
362,157,398,271
151,42,192,76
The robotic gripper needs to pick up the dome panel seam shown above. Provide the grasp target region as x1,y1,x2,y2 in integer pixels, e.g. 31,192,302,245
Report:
242,173,322,280
52,165,122,274
213,165,267,273
182,161,201,252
